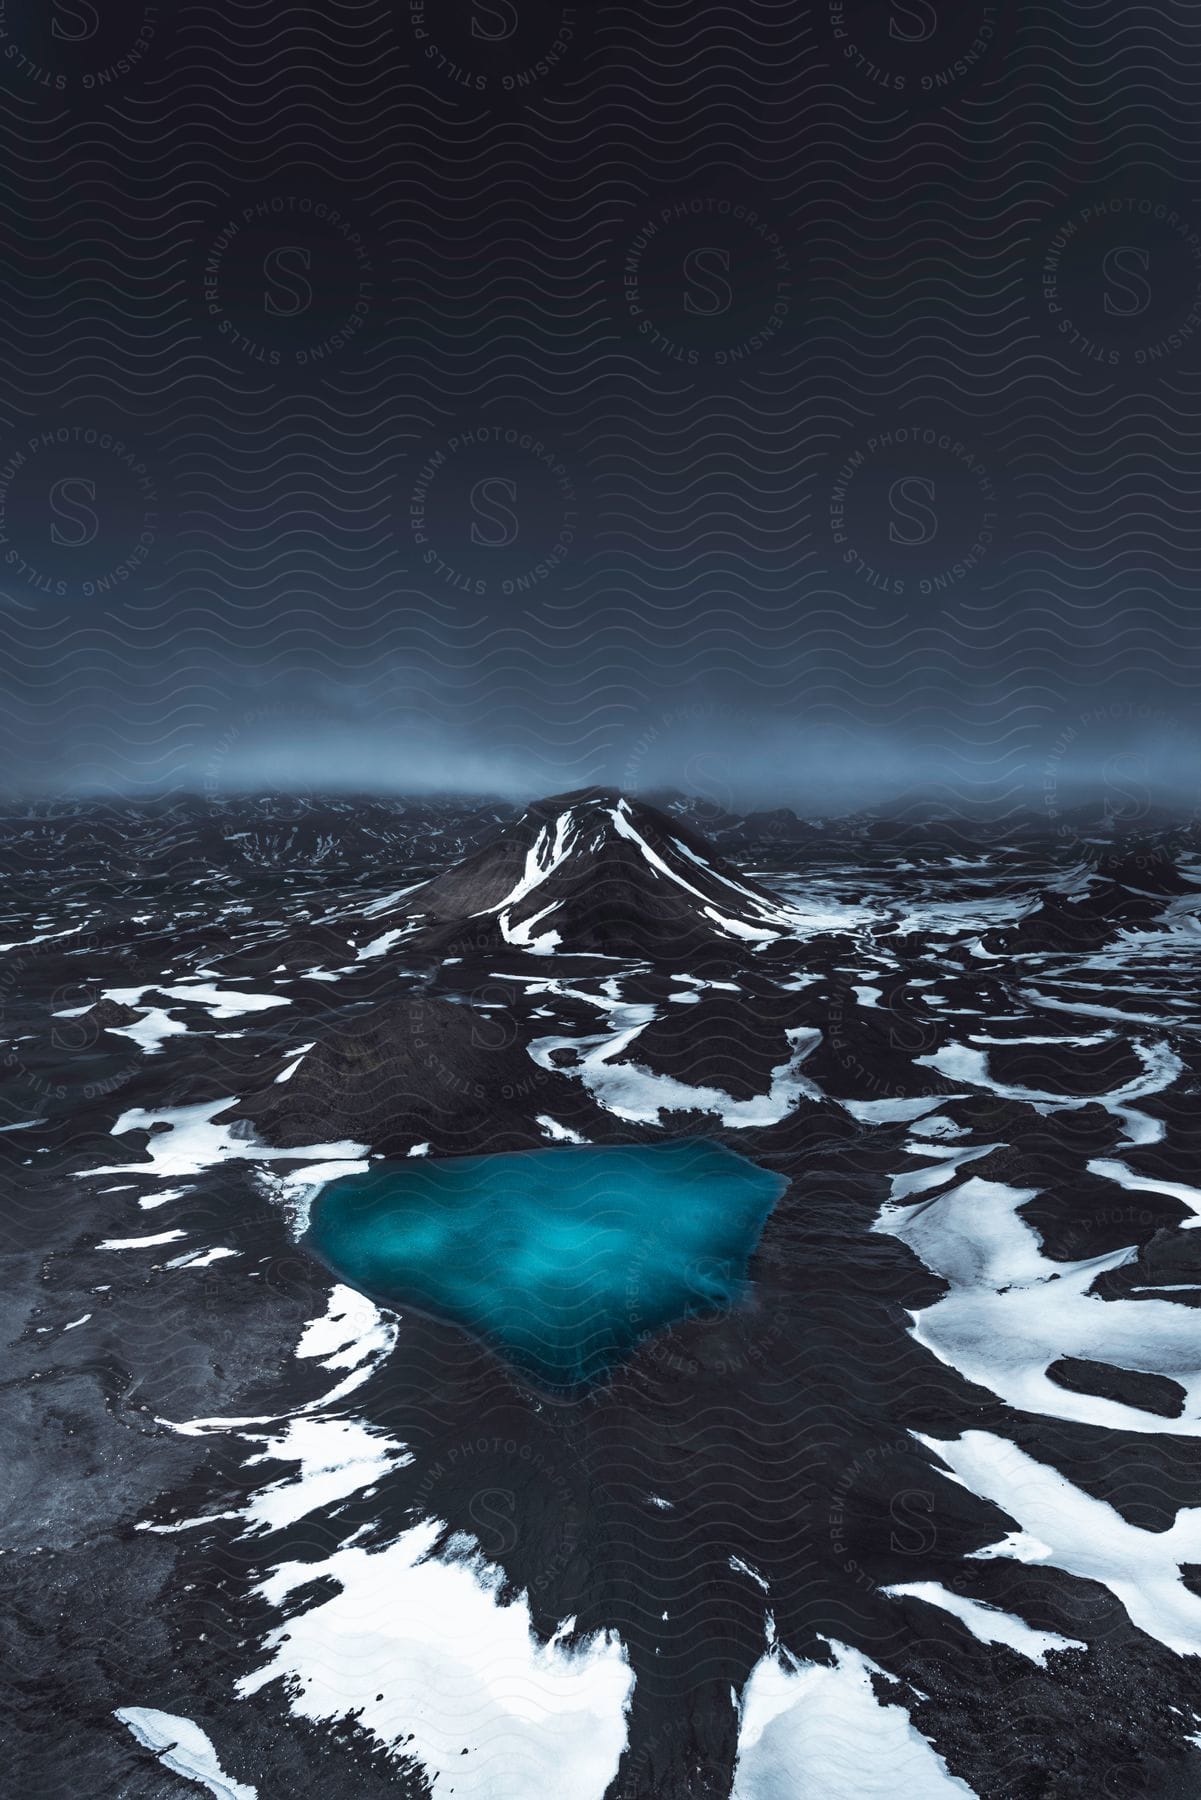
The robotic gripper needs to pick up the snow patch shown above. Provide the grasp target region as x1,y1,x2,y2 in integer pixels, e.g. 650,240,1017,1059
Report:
919,1430,1201,1657
110,1008,191,1055
97,1229,187,1251
237,1518,634,1800
255,1156,370,1237
845,1096,961,1126
536,1115,587,1144
355,929,409,962
918,1038,1180,1149
731,1638,975,1798
876,1176,1201,1435
730,1555,770,1592
530,1017,822,1129
160,984,291,1019
274,1044,315,1083
883,1582,1084,1664
114,1708,256,1800
1087,1158,1201,1228
92,1102,367,1237
241,1414,411,1535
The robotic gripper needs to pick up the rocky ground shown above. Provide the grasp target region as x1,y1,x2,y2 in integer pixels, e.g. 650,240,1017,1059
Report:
3,791,1201,1798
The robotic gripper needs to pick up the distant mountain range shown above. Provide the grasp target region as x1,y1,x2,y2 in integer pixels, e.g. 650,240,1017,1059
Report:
3,787,1197,883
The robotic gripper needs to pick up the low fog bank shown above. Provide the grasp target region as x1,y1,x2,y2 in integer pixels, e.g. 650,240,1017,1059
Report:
11,710,1198,826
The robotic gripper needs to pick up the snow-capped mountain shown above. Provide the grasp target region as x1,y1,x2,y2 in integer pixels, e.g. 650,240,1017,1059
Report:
396,787,803,959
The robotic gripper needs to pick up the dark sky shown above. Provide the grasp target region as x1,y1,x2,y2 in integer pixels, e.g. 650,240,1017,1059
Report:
2,0,1200,814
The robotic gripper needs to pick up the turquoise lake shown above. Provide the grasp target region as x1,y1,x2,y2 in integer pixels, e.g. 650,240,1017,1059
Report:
304,1140,788,1390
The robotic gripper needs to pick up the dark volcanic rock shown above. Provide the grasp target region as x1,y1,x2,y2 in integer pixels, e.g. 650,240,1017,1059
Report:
1094,1227,1201,1306
984,874,1169,953
223,990,609,1157
1047,1356,1186,1419
978,833,1201,955
1091,837,1198,895
627,986,813,1103
13,794,1201,1800
76,997,142,1030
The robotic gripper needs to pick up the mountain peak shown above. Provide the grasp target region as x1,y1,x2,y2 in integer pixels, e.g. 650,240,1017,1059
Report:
401,788,798,961
524,785,624,814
